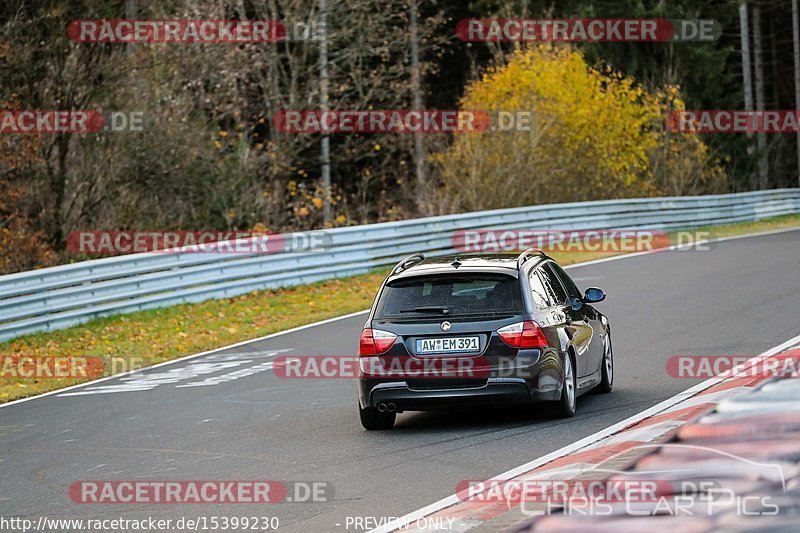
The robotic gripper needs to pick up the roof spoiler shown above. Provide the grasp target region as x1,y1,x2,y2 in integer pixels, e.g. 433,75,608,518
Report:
516,248,547,269
391,253,425,275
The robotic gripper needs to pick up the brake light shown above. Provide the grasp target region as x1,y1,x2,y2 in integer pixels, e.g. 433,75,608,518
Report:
358,328,397,356
497,321,547,349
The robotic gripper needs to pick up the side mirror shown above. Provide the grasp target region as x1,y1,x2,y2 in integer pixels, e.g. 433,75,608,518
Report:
583,287,606,303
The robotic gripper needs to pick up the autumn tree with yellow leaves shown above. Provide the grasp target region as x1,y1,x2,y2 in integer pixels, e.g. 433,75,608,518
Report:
434,45,725,212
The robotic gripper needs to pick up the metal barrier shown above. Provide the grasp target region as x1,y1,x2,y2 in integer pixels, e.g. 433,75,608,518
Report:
1,189,798,342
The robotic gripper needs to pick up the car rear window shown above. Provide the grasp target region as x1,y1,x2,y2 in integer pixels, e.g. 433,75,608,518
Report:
375,274,523,318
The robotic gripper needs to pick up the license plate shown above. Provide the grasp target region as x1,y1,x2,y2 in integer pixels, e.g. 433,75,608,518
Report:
416,336,480,354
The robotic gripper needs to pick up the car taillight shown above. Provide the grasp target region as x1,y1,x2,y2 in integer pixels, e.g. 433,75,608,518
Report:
358,328,397,356
497,321,547,349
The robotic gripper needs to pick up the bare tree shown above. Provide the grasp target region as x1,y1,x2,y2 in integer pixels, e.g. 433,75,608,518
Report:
753,5,768,189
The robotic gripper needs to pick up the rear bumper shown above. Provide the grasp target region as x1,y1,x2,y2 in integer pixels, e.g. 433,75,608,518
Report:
359,377,561,411
357,349,566,411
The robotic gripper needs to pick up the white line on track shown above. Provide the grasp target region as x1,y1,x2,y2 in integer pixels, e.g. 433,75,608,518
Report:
0,309,369,409
1,225,797,412
368,331,800,533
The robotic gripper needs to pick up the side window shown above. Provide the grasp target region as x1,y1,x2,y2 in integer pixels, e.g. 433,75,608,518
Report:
549,262,581,299
538,264,569,306
529,270,551,309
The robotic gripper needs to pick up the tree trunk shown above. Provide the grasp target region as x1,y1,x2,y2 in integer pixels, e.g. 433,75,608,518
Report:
319,0,331,223
739,2,756,190
409,0,426,200
753,5,768,189
793,0,800,187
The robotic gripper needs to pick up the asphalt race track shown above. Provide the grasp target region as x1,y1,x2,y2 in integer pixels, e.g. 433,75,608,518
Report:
1,229,799,532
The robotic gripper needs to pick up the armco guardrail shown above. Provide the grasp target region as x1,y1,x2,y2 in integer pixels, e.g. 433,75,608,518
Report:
0,189,798,342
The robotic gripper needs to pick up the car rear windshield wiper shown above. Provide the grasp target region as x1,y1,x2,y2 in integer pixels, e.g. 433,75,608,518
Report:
400,305,450,314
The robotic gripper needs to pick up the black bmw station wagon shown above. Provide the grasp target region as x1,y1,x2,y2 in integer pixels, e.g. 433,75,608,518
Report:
357,249,612,429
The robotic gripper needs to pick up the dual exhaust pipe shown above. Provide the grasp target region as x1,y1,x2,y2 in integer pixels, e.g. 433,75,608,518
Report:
377,402,396,413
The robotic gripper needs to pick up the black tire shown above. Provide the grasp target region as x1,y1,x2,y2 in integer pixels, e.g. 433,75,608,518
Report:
594,330,613,394
359,405,396,430
552,353,576,418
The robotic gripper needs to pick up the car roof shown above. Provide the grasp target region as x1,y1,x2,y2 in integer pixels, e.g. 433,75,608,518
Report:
387,253,548,281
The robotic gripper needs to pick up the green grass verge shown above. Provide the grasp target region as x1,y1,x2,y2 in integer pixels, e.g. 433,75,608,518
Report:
2,214,799,403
